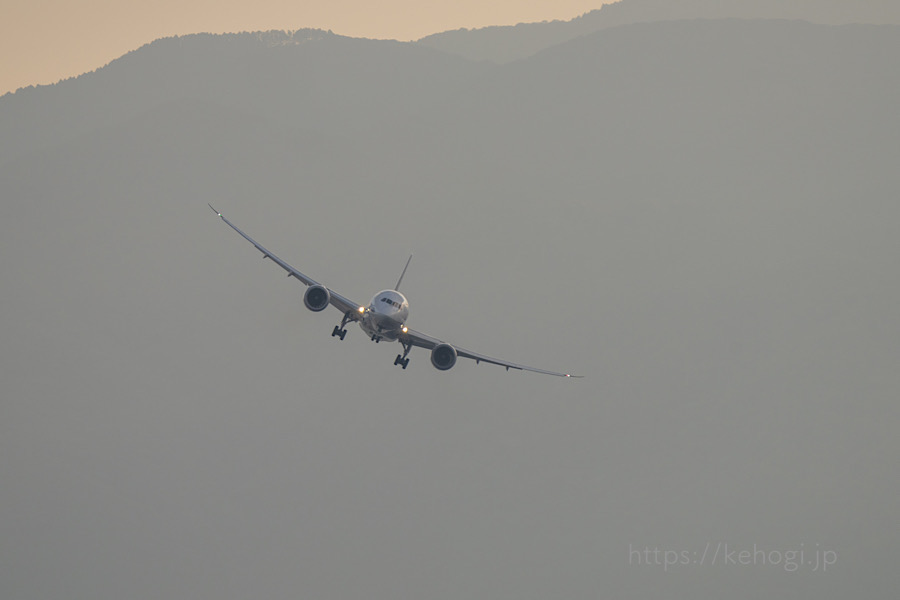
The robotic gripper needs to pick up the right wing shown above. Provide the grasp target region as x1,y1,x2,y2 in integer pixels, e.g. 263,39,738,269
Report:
400,327,582,378
209,204,363,317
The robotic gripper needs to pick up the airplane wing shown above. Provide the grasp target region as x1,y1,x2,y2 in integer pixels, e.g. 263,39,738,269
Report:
209,204,363,317
400,327,582,378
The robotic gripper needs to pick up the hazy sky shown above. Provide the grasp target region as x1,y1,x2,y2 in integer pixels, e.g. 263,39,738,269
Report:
1,0,609,95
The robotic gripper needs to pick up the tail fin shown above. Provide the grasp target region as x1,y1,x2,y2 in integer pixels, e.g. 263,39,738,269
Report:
394,255,412,291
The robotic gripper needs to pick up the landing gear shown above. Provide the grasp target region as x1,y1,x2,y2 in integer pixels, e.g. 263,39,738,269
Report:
371,334,381,343
394,341,412,370
332,312,352,340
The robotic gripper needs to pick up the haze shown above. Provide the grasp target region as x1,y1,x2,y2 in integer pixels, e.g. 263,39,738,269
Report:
2,1,899,599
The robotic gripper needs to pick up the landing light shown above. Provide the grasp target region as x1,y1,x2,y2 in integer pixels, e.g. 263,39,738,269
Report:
402,326,408,333
358,306,365,313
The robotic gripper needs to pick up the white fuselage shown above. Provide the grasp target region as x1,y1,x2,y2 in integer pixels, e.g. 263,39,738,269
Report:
359,289,409,341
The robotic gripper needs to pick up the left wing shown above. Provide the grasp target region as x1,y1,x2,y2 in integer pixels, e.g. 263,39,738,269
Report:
208,204,363,317
400,327,582,378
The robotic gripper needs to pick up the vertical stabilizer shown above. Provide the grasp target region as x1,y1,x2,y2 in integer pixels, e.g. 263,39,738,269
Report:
394,255,412,291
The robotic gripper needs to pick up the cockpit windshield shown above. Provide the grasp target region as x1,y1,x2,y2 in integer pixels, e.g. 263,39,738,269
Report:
380,297,402,309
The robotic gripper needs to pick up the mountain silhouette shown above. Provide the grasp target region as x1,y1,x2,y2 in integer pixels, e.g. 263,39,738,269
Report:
418,0,900,63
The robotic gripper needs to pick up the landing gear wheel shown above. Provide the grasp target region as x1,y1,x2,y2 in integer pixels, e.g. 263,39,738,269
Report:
332,312,353,340
395,341,412,370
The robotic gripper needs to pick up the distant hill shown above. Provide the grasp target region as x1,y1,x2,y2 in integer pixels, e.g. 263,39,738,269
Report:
3,19,899,190
0,29,487,166
417,0,900,63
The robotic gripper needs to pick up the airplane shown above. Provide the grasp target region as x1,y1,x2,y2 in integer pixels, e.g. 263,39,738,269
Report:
209,204,581,378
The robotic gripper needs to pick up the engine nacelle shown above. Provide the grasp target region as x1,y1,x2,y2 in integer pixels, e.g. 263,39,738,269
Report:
430,343,458,371
303,285,331,312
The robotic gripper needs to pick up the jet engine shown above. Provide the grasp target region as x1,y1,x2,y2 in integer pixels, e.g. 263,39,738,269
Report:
303,285,331,312
430,343,458,371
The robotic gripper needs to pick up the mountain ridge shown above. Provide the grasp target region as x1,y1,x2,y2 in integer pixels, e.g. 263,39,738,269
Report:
0,29,487,166
417,0,900,63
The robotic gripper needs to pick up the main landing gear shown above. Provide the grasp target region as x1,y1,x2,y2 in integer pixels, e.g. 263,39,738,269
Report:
331,312,352,340
394,340,412,370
